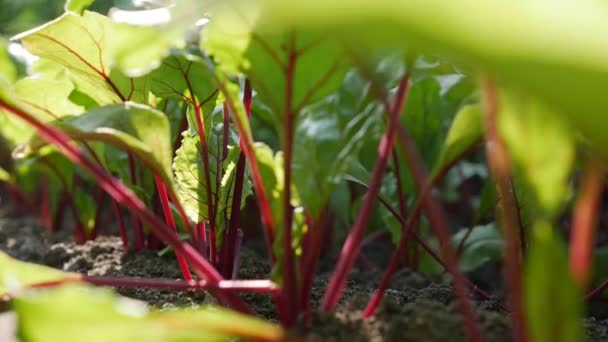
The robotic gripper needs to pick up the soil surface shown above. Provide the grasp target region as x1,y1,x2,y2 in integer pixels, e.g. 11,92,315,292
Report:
1,210,608,341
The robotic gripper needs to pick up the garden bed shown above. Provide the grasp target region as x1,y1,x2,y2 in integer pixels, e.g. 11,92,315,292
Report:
2,211,607,341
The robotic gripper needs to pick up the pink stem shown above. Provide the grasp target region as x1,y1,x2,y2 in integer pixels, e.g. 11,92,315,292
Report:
154,174,193,281
0,99,252,314
321,73,411,311
28,276,279,294
110,198,129,250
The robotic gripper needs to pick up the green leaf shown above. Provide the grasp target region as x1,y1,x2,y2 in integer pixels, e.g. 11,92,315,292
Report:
431,104,482,179
149,53,221,127
452,223,503,272
13,76,84,121
401,71,474,167
203,4,349,118
0,40,17,84
0,166,11,182
15,11,172,105
292,70,382,218
65,0,94,14
27,102,175,189
525,222,583,342
14,285,283,341
173,128,251,231
252,142,284,225
254,0,608,156
499,92,574,216
0,251,77,296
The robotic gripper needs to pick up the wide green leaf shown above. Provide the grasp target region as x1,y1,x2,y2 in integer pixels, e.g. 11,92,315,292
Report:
525,222,583,342
0,251,76,296
13,76,84,121
14,285,284,342
14,11,173,105
203,4,349,119
250,0,608,156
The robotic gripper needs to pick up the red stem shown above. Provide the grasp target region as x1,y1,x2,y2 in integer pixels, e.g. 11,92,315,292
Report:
321,73,411,311
396,125,484,342
154,174,193,281
196,221,207,255
569,156,604,288
214,76,276,258
193,104,218,264
127,153,145,250
221,79,253,278
481,79,525,342
28,276,279,294
39,176,52,233
278,36,299,326
110,198,129,250
0,99,252,314
39,159,87,243
300,211,327,323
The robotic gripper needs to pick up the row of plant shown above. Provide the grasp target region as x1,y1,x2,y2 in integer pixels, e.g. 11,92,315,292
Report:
2,0,608,341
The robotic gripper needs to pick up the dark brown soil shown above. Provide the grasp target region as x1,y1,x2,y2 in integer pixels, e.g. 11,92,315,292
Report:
1,210,608,341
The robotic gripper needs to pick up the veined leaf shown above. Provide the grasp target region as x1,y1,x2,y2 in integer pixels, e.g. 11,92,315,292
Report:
203,3,349,119
173,128,251,230
499,92,574,217
252,0,608,156
525,222,583,342
14,76,84,121
0,251,78,296
14,11,173,105
149,53,222,131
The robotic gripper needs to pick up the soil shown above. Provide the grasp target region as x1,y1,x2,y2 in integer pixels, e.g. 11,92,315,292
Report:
2,210,608,341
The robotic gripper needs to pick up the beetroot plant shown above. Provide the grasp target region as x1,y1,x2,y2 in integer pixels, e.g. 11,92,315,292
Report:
2,0,608,341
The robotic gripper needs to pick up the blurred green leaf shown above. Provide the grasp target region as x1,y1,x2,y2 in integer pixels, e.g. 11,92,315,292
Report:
254,0,608,157
525,222,583,342
0,40,18,84
14,285,284,341
0,251,76,296
203,4,349,118
499,92,574,216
